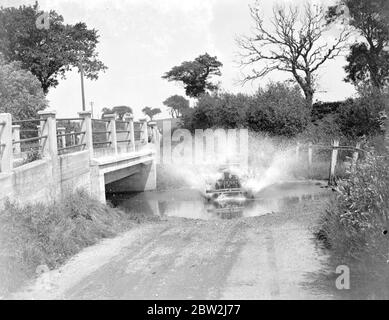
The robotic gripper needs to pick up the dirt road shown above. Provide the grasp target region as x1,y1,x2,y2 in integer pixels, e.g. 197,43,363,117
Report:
13,199,335,300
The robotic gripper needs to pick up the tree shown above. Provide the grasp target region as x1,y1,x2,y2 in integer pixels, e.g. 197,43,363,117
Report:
0,2,107,94
0,57,47,120
162,53,223,98
327,0,389,90
182,93,250,131
238,3,350,108
101,106,132,120
246,82,310,137
142,107,161,121
163,95,190,118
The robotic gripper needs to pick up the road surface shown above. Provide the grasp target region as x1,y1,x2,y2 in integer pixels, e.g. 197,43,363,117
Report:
13,199,334,300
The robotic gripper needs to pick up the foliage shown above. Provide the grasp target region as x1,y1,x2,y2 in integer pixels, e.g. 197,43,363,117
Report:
0,2,107,94
299,114,343,145
238,2,349,107
0,189,158,296
335,90,385,140
182,92,249,131
163,95,190,118
162,53,223,98
246,83,310,137
312,100,350,122
327,0,389,89
21,148,42,165
101,106,132,120
317,152,389,266
0,58,47,119
142,106,161,120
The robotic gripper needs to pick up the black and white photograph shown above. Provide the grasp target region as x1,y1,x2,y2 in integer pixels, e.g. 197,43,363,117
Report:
0,0,389,305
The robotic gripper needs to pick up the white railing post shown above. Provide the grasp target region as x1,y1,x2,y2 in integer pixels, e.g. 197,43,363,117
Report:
12,125,21,155
124,113,135,152
78,111,93,158
70,131,75,146
104,114,117,155
57,127,66,149
139,118,148,145
0,113,13,173
38,110,57,159
329,139,339,185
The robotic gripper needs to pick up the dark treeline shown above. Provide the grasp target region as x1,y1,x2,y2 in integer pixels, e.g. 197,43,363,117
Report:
180,82,388,146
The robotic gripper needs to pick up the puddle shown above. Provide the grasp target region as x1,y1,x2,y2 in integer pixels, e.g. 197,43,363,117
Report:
108,181,330,220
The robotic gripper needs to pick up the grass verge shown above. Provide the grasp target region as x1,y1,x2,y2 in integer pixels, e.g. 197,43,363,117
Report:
0,189,158,297
314,152,389,298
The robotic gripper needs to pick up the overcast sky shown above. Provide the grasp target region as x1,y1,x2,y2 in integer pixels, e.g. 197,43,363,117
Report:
1,0,357,119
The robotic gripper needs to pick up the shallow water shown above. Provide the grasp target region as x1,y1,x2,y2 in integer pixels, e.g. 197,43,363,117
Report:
108,181,330,220
107,181,389,299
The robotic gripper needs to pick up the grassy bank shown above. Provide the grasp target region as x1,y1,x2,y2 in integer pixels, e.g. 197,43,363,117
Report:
0,190,157,297
315,152,389,297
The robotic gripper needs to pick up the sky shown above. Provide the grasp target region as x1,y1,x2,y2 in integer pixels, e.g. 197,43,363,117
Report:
1,0,357,119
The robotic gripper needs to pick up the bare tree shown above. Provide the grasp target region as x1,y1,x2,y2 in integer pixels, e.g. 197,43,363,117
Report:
238,2,350,108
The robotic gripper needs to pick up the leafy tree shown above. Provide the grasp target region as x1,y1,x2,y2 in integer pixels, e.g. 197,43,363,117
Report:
0,2,107,94
327,0,389,90
246,83,310,137
182,93,249,131
142,106,161,120
163,95,190,118
0,57,47,120
238,3,349,108
101,106,132,120
162,53,223,98
336,91,385,140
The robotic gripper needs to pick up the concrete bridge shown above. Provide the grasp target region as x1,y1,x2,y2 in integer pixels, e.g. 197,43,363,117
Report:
0,110,159,206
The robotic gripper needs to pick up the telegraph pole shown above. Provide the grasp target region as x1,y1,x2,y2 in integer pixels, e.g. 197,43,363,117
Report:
79,62,86,111
90,101,94,118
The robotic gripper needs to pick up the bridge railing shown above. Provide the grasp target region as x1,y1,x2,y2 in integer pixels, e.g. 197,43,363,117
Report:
0,110,158,172
56,117,88,155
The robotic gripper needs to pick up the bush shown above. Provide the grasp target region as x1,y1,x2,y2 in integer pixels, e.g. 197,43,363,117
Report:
182,92,249,131
336,92,384,140
317,152,389,267
246,83,310,137
0,58,47,120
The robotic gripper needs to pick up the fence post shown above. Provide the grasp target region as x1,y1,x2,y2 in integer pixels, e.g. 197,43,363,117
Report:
57,127,66,149
38,110,58,159
329,139,339,185
0,113,13,173
139,118,148,145
124,113,135,152
78,111,93,158
351,142,361,173
12,125,21,155
104,114,117,155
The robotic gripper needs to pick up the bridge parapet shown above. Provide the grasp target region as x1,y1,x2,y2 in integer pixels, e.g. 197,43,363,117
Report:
0,111,158,206
0,110,158,174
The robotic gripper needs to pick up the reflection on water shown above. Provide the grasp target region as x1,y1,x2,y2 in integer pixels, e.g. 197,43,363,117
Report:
108,181,329,220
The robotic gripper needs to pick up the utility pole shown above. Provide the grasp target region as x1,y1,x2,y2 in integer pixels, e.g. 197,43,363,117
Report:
79,62,86,111
90,101,94,119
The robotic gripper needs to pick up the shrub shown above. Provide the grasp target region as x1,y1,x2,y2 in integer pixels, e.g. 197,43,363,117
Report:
317,152,389,267
336,93,384,140
247,83,310,137
181,92,250,131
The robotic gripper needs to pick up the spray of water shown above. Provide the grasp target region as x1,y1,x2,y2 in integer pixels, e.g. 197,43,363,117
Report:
159,131,300,195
